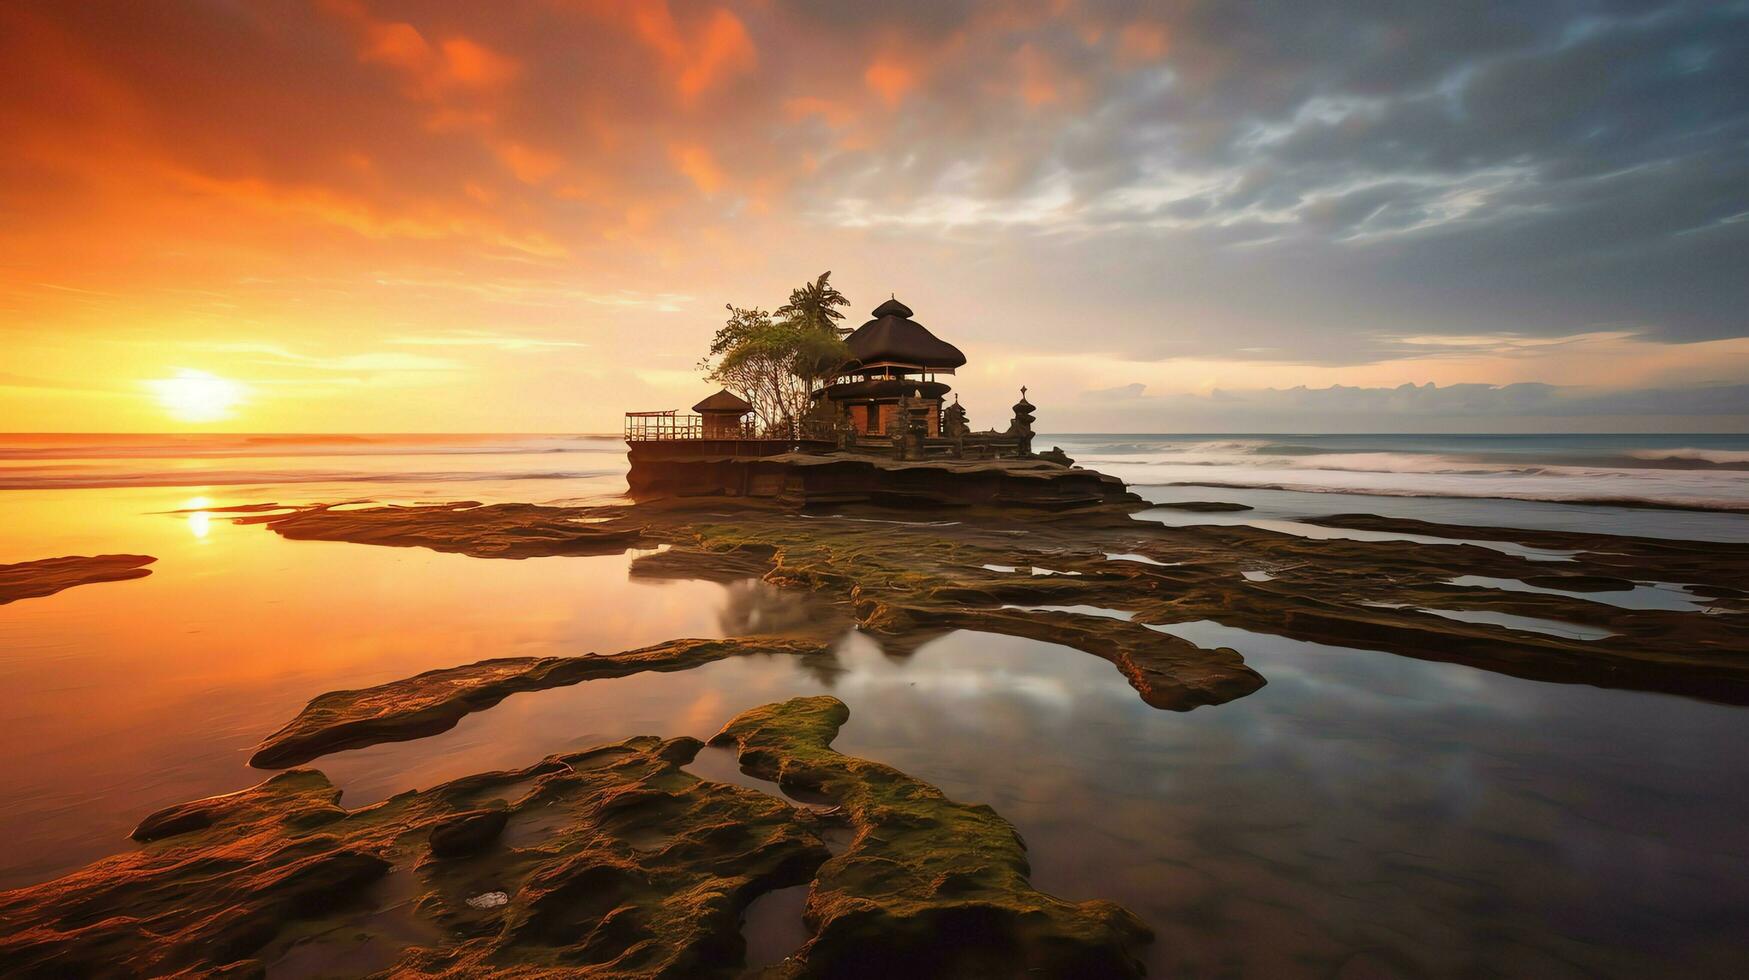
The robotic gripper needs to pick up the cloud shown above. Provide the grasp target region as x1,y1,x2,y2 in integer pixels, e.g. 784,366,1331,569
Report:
388,331,589,352
0,0,1743,431
1085,379,1749,421
195,342,460,374
1085,382,1149,401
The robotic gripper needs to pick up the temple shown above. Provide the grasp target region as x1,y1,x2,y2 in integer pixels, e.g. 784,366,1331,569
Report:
621,295,1111,505
817,297,963,437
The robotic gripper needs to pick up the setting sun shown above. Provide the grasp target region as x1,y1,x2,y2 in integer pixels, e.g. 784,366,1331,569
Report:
147,369,246,423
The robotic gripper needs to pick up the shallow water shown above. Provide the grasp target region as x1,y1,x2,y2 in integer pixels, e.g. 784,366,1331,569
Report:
1128,481,1749,543
294,626,1749,976
1448,574,1707,612
2,435,1748,975
1410,607,1616,641
1136,508,1583,560
0,485,761,884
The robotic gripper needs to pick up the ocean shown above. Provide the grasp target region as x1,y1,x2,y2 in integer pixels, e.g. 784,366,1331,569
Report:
5,431,1745,542
4,432,1747,504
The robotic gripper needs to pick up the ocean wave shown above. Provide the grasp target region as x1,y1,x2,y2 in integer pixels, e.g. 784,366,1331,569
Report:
1066,439,1273,456
1075,450,1559,477
1626,447,1749,466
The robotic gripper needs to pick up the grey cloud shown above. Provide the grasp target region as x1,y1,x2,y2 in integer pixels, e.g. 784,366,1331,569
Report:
1082,380,1749,418
796,0,1749,360
1084,382,1149,401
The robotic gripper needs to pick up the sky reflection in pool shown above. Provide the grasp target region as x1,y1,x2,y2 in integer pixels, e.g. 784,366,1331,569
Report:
1448,574,1708,612
1135,509,1581,561
1412,607,1615,641
312,623,1749,976
5,482,1747,977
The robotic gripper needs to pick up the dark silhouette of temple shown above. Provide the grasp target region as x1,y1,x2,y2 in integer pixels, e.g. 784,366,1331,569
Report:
818,297,964,438
626,296,1058,464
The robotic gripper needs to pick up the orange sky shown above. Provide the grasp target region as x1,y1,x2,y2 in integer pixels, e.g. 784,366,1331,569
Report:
2,1,1744,433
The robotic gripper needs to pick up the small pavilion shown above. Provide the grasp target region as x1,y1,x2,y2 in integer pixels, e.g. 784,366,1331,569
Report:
816,298,965,436
692,389,753,437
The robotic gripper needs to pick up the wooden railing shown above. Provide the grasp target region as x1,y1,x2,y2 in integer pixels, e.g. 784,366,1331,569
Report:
626,412,836,441
625,413,714,440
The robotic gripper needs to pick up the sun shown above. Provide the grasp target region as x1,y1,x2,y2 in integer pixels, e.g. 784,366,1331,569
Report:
148,369,246,423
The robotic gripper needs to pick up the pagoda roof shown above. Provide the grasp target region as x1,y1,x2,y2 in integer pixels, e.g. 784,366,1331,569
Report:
692,388,753,413
844,298,966,371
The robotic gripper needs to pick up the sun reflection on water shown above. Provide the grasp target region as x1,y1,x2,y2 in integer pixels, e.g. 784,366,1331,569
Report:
183,496,212,540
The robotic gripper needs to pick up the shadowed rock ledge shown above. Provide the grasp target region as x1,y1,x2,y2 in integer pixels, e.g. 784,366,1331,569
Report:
250,636,838,769
714,696,1152,978
627,451,1143,510
239,501,645,559
0,700,1150,979
0,554,156,605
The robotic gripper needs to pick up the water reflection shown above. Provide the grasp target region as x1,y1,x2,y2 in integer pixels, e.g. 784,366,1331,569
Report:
182,496,213,540
1414,606,1615,641
4,483,1747,976
0,488,803,888
1136,509,1581,561
307,626,1749,976
1449,574,1708,612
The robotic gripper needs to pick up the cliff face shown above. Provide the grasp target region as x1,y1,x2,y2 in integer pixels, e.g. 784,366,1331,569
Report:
625,451,1141,510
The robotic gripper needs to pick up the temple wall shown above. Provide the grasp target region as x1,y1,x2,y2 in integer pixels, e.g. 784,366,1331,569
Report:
700,414,745,437
834,398,941,436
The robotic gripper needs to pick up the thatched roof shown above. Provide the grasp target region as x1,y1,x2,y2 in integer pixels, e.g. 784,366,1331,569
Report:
692,389,753,414
844,298,966,371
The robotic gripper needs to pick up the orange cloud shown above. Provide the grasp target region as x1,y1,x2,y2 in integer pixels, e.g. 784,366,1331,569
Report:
617,3,757,100
864,57,917,107
175,170,565,256
669,143,724,195
331,2,520,100
1014,45,1061,106
1118,22,1169,64
492,140,563,184
440,38,519,88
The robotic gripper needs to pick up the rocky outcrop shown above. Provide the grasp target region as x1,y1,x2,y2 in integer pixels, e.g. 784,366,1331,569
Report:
231,494,1749,709
626,451,1141,510
239,501,644,558
1152,500,1252,512
0,706,1150,979
428,808,509,858
713,697,1152,978
251,636,838,768
0,554,156,604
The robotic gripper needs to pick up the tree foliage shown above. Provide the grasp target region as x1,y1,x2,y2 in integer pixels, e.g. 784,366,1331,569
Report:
775,270,852,337
700,281,851,436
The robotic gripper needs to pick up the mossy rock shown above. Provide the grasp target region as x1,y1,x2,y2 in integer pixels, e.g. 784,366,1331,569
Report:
713,696,1153,978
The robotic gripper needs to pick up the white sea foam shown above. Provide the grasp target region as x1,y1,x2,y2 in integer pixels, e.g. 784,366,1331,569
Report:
1052,435,1749,512
1626,447,1749,465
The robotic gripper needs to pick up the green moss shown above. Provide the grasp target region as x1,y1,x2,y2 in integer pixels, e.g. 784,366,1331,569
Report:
5,703,1158,978
713,697,1153,978
2,734,830,978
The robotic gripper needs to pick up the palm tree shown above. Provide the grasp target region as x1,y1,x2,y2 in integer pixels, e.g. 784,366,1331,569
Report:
776,271,851,337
